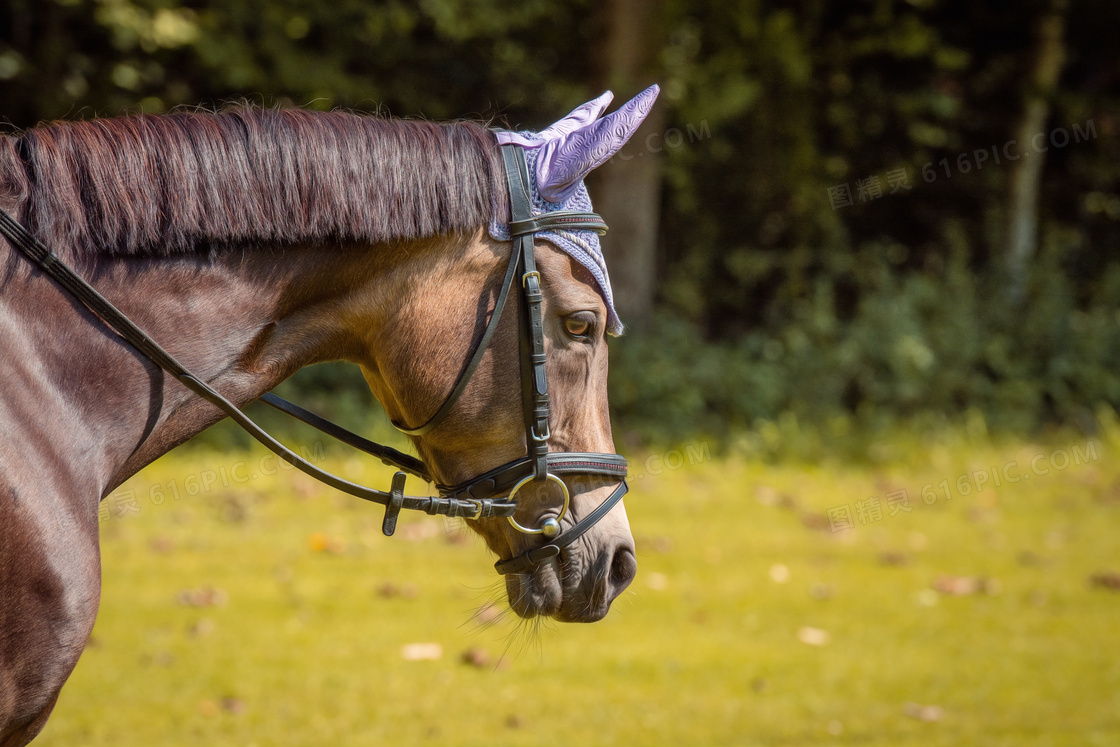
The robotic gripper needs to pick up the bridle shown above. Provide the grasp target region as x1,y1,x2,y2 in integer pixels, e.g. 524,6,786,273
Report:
261,144,630,574
0,143,629,576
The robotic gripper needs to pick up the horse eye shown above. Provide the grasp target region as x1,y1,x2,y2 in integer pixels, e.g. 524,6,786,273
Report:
564,315,592,339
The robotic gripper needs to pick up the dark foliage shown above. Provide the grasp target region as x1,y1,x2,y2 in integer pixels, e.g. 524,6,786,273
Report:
3,0,1118,443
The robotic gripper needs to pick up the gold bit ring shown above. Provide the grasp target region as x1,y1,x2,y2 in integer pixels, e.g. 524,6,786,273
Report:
506,473,570,535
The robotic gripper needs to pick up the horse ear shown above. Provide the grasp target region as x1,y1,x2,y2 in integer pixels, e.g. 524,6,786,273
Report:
494,91,615,147
538,91,615,140
536,84,660,204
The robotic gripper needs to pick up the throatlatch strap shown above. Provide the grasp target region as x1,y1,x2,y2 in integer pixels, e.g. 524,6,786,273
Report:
390,232,523,436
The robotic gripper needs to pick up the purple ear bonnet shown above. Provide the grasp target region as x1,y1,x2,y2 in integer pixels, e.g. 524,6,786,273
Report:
490,85,659,335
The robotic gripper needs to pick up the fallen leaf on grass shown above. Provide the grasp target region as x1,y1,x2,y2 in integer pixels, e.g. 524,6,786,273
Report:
460,647,491,668
935,575,981,595
177,586,228,607
290,473,320,498
879,551,909,567
755,485,799,510
801,512,831,532
398,522,439,541
443,526,471,546
754,485,780,506
809,582,834,600
903,702,943,722
931,575,1000,596
473,602,502,624
1095,481,1120,505
915,589,939,607
307,532,347,554
221,495,250,524
636,535,674,554
149,536,174,554
220,697,245,715
797,626,830,646
376,581,418,599
1090,571,1120,591
401,642,443,661
965,507,998,524
769,564,790,584
188,618,216,638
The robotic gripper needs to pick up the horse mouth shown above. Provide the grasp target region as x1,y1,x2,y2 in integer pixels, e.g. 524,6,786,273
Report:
505,562,564,619
504,545,636,622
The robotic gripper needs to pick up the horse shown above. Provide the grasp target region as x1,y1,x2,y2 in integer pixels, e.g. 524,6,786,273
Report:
0,86,659,745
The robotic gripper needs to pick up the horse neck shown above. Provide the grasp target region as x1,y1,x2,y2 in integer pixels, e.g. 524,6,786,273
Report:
2,238,432,500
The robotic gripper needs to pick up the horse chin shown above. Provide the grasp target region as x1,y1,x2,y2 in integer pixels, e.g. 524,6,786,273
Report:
505,564,564,619
504,547,632,623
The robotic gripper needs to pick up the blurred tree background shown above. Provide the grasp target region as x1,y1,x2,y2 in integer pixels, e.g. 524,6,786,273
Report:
3,0,1119,445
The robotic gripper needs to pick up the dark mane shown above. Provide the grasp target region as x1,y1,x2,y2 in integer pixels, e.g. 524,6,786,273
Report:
0,107,506,257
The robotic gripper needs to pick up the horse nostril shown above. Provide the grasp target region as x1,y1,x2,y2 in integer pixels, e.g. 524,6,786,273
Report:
609,546,637,592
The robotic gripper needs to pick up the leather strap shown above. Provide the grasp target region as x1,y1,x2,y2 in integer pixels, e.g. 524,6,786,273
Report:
260,392,430,479
0,142,631,576
0,208,507,525
509,210,607,237
502,145,552,481
389,231,522,436
438,452,629,503
494,479,629,575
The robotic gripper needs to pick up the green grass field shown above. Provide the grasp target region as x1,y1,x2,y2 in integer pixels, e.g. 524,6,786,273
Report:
35,421,1120,746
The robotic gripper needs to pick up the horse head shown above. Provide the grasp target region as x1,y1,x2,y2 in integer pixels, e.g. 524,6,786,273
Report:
360,86,659,621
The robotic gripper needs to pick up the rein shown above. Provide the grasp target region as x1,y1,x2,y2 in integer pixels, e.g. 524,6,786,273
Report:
0,144,629,576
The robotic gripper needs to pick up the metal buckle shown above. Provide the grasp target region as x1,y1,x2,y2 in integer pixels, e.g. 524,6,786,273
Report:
505,473,570,535
531,422,550,442
522,270,541,289
464,499,483,521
